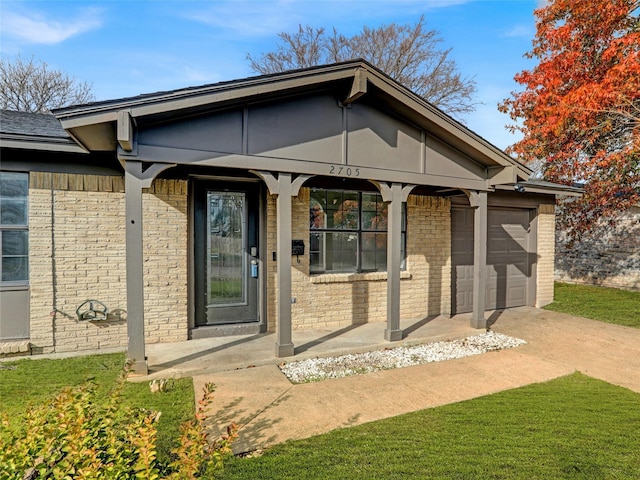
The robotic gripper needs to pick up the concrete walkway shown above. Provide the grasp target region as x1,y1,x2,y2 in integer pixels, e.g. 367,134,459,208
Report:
143,307,640,454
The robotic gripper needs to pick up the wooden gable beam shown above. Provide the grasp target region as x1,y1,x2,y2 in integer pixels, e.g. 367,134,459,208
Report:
343,68,368,104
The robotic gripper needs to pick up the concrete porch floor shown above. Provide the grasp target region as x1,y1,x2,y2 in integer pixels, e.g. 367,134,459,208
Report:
143,314,480,380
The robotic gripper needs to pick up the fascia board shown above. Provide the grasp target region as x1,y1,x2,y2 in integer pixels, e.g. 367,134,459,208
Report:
54,67,360,123
56,111,118,130
0,135,87,153
488,165,517,186
128,69,354,118
494,183,583,197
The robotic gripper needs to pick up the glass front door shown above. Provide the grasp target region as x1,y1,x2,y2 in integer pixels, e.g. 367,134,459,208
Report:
195,184,258,326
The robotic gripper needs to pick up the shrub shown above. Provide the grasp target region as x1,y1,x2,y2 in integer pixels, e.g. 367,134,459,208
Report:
0,364,237,479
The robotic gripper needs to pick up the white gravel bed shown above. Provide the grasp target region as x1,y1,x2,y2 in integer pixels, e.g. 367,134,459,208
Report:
279,331,526,383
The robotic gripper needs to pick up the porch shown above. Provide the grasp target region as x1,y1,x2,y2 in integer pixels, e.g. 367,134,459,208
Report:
140,314,480,380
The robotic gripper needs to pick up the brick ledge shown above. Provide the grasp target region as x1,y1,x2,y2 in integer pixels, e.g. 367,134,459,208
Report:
0,340,31,357
310,271,413,284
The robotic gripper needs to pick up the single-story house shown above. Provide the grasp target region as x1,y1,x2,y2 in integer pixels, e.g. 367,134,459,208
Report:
0,60,581,373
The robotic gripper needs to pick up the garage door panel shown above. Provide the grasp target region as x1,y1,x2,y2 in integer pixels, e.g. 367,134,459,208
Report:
486,265,499,280
489,238,509,255
508,286,527,306
486,287,498,307
452,206,533,314
510,262,528,277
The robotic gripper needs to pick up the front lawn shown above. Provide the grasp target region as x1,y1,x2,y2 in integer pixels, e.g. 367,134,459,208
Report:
545,282,640,328
220,373,640,479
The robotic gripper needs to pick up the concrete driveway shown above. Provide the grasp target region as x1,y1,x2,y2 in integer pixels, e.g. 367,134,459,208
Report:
146,307,640,454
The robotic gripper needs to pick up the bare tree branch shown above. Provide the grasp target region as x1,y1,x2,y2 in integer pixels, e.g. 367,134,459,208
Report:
0,55,95,113
247,17,477,119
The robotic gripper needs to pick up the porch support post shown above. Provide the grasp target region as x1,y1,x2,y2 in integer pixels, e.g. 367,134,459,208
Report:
470,190,488,329
124,160,148,375
373,182,415,342
275,173,294,357
251,170,310,358
385,183,404,341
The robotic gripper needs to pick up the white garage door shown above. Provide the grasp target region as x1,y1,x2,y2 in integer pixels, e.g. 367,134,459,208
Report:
452,207,533,314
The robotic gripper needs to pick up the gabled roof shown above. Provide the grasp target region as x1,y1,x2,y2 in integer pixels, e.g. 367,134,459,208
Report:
53,60,532,180
0,109,86,153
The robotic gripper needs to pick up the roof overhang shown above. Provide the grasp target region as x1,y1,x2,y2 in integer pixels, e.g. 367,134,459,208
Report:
0,132,87,153
53,60,531,180
495,180,584,197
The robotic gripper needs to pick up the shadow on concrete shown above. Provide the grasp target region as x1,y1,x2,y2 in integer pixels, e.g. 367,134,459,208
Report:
205,389,293,454
402,315,439,338
295,323,366,354
486,309,505,329
150,333,269,371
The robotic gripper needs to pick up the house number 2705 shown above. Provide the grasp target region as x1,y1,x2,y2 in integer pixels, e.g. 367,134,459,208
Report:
329,165,360,177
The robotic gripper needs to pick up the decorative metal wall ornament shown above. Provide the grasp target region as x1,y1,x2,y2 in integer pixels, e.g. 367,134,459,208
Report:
76,300,109,321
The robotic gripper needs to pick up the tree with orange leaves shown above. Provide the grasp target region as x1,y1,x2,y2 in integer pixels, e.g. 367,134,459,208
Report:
500,0,639,237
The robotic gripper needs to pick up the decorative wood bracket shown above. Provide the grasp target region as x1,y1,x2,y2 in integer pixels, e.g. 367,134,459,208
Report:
117,110,134,152
343,68,368,104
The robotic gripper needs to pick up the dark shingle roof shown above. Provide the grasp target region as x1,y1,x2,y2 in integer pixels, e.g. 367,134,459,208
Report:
0,109,70,139
1,109,87,153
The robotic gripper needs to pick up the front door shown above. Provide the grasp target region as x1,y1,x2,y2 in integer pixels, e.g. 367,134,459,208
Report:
195,183,259,326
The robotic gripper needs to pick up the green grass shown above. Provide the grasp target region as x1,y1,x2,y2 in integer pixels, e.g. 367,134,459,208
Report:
2,283,638,478
0,353,194,465
220,373,640,479
545,282,640,328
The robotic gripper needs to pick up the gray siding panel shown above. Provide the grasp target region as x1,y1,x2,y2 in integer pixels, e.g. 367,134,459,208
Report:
347,103,422,172
138,109,244,154
427,135,485,181
248,95,342,162
0,288,30,340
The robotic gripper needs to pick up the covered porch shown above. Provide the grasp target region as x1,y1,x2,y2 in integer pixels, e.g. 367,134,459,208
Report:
141,312,483,380
53,60,534,375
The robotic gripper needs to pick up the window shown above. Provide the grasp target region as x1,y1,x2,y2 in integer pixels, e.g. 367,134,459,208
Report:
0,172,29,284
309,188,406,274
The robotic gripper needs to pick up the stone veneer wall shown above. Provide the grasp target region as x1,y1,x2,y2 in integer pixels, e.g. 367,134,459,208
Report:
536,204,556,307
265,189,451,331
555,206,640,291
28,173,188,354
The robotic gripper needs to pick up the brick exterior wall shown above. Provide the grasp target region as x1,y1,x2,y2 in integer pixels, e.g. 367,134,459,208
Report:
24,172,560,352
27,173,187,354
404,195,452,317
536,204,556,307
142,179,189,343
265,189,451,331
555,206,640,291
29,173,128,353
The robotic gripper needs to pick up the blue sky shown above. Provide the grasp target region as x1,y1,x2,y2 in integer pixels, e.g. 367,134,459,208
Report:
0,0,541,150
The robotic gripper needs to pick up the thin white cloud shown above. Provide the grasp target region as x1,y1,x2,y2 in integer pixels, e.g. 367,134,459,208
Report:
181,0,475,37
182,1,297,37
2,7,103,45
503,24,534,38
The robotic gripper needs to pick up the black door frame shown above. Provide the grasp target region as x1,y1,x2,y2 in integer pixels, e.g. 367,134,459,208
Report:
192,180,262,332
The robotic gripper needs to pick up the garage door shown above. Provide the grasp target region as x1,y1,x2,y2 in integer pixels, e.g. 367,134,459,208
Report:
452,207,533,314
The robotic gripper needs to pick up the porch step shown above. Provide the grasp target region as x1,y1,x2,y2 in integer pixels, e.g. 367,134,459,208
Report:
0,340,31,358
